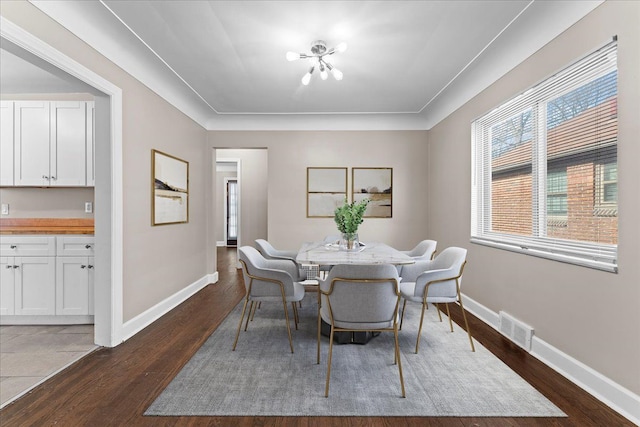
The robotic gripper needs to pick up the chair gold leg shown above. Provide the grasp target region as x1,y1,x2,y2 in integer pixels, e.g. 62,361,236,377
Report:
436,303,443,322
394,325,406,398
291,302,299,330
415,302,427,354
281,293,295,353
446,303,454,332
316,294,322,364
244,301,255,331
325,326,335,397
458,293,476,352
399,299,407,330
232,299,249,351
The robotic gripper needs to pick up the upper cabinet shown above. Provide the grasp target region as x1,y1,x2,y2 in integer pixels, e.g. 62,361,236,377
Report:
0,101,15,186
1,100,94,187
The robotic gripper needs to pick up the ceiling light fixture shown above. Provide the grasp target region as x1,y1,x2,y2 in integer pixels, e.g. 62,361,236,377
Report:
287,40,347,85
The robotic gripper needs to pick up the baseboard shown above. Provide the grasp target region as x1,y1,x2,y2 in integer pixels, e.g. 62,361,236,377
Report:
462,294,640,425
1,315,94,325
216,241,225,247
121,272,219,342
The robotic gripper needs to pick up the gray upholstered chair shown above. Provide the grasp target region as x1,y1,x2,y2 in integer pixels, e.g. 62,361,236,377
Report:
399,247,475,353
254,239,306,282
402,239,438,260
317,264,405,398
233,246,305,353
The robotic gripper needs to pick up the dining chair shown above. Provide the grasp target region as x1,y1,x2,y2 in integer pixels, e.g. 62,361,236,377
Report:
254,239,306,281
317,263,405,398
399,247,475,353
401,239,438,260
233,246,306,353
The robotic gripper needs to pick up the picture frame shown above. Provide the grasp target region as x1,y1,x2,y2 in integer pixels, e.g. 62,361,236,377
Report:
307,167,348,217
352,167,392,218
152,149,189,225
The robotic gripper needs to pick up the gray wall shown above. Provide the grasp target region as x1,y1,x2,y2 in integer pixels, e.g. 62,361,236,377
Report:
427,1,639,395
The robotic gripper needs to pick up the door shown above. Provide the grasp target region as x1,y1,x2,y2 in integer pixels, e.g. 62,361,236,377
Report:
15,256,56,315
51,101,87,186
56,256,91,315
226,179,238,246
0,101,14,186
14,101,51,186
0,257,15,315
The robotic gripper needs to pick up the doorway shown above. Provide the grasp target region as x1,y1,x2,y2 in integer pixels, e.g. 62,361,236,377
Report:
225,178,238,246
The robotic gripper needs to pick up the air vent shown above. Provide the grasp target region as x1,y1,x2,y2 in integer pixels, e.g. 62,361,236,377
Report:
498,311,534,351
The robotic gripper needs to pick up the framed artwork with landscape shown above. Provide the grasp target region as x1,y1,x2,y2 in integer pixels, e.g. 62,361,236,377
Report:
307,167,348,217
352,167,392,218
152,149,189,225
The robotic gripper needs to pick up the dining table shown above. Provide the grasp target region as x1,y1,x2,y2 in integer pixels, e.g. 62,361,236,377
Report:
295,240,415,267
296,240,414,345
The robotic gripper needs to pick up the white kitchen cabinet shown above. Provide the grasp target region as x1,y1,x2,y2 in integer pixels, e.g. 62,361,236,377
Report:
12,100,92,187
13,101,51,186
0,101,15,186
56,256,94,316
86,102,95,186
7,256,56,315
0,235,94,322
0,257,15,315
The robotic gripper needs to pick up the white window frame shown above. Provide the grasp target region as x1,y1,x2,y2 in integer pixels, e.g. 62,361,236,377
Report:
471,40,618,273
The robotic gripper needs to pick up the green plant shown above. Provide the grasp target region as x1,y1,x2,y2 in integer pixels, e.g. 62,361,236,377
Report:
334,199,369,237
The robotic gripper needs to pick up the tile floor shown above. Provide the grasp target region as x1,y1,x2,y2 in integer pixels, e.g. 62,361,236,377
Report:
0,324,97,408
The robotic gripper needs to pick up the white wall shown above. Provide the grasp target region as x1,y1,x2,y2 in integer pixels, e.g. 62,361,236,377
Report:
427,1,639,396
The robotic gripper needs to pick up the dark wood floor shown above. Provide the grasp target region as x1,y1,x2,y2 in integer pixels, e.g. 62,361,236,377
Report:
0,247,632,426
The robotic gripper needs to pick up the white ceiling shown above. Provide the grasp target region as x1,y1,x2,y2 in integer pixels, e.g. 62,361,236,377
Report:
19,1,603,130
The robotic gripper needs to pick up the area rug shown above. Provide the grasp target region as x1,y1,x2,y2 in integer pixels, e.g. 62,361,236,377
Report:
145,293,566,417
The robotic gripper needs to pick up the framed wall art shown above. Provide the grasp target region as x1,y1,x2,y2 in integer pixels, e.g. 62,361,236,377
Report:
152,149,189,225
307,167,347,217
353,167,392,218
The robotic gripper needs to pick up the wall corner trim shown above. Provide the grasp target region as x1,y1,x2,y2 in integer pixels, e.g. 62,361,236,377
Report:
120,272,219,343
463,294,640,425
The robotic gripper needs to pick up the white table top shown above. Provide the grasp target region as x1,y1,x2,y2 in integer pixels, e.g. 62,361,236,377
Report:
296,241,415,266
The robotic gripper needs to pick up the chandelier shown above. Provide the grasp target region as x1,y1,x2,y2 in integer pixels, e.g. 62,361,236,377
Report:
286,40,347,85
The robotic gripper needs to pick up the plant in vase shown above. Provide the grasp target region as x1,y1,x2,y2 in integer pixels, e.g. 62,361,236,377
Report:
334,199,369,250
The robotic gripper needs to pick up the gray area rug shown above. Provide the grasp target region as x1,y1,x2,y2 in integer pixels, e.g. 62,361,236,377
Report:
145,292,566,417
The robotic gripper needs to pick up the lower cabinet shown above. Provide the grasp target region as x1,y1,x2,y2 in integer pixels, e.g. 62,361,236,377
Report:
56,256,94,316
1,256,56,315
0,235,94,323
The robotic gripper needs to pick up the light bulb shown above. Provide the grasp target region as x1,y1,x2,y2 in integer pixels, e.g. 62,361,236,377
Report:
331,67,343,81
335,42,348,53
320,69,328,80
286,51,300,61
301,72,312,85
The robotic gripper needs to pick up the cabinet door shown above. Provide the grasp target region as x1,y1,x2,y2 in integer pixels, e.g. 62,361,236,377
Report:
14,101,51,186
0,101,14,186
86,102,95,187
56,256,90,315
14,256,56,315
0,257,15,316
51,101,87,186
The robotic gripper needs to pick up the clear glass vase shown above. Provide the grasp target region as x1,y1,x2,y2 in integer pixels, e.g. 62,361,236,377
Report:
340,232,359,251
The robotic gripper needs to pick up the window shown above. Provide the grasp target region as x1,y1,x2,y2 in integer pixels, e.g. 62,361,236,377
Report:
471,40,618,272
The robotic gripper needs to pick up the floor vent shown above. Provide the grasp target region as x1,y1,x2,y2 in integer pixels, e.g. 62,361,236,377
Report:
498,311,534,352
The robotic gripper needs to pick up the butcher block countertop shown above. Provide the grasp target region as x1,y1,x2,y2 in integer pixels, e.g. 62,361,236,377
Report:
0,218,94,235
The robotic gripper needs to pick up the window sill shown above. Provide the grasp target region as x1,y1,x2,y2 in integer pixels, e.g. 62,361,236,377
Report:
470,236,618,273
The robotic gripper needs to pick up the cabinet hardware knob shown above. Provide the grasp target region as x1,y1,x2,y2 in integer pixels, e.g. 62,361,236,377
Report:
81,265,87,269
5,265,12,269
88,265,94,269
51,176,57,180
13,265,19,269
42,175,49,179
85,245,92,249
10,245,17,249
